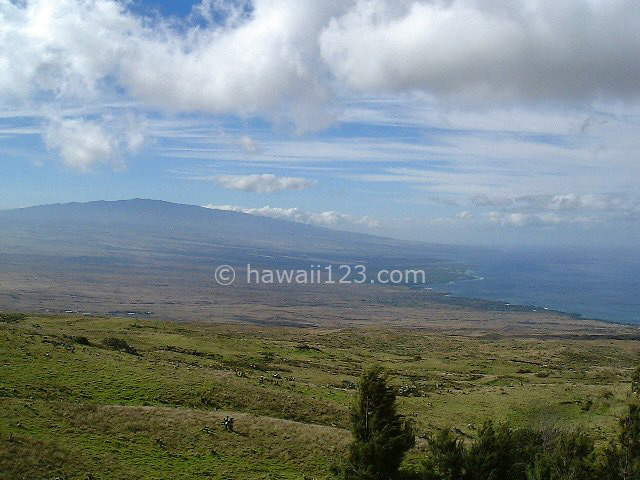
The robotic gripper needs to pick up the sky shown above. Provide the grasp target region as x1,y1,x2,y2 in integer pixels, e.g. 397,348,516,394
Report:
1,0,639,247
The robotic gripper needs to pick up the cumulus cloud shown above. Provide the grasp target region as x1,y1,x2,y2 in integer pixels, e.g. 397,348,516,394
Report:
320,0,640,103
487,211,596,227
44,119,116,172
3,0,640,186
472,193,639,213
0,0,343,121
473,192,640,228
3,1,640,119
204,204,381,229
44,116,144,172
210,174,314,193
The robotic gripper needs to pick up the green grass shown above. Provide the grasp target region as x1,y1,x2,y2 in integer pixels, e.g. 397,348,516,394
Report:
1,313,639,479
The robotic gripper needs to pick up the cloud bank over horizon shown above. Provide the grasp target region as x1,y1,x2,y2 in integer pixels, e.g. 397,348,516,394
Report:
204,204,381,230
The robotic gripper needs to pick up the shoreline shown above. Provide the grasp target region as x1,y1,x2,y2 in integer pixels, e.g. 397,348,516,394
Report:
422,284,636,327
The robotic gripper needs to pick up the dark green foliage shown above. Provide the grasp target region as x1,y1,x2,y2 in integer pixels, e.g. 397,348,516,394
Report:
343,366,415,480
417,370,640,480
418,374,640,480
601,403,640,479
467,422,545,480
526,430,598,480
102,337,138,355
0,313,27,323
421,424,598,480
422,429,465,480
619,404,640,476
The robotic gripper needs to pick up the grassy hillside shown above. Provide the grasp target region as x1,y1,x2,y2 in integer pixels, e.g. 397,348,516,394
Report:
1,313,639,479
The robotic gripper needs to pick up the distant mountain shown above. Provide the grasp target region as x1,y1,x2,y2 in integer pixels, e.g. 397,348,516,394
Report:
0,199,474,321
0,199,469,286
0,198,424,254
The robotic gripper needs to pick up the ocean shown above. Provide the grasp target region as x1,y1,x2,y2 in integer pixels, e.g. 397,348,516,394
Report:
433,246,640,325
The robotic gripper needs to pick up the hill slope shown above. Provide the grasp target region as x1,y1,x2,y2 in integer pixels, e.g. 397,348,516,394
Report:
1,313,638,479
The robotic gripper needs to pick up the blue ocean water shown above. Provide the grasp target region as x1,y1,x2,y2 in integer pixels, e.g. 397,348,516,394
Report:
434,246,640,325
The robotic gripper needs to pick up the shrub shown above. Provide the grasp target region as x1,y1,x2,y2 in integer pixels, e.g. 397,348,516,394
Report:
0,313,27,323
102,337,138,355
421,424,597,480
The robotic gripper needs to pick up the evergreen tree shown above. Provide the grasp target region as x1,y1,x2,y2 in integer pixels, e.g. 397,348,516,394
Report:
423,423,544,480
464,422,541,480
422,429,466,480
602,403,640,479
526,430,598,480
343,366,415,480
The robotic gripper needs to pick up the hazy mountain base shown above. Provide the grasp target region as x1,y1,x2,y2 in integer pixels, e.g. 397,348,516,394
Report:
2,314,639,479
1,260,634,337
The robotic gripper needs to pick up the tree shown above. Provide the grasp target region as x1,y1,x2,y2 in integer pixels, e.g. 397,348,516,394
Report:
465,422,542,480
343,366,415,480
602,403,640,479
423,423,544,480
422,429,466,480
526,430,598,480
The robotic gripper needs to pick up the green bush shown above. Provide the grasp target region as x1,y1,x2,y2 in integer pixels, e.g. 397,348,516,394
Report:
420,424,599,480
0,312,27,323
102,337,138,355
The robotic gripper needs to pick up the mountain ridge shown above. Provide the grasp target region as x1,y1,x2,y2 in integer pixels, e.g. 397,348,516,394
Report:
0,198,460,263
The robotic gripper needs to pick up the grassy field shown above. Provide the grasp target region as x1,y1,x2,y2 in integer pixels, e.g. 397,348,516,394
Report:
1,313,639,479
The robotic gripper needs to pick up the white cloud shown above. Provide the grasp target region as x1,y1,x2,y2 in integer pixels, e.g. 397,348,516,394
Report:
320,0,640,103
473,193,639,213
204,204,380,229
0,0,344,123
210,174,314,193
44,116,144,172
238,135,258,153
487,211,596,227
3,1,640,123
44,118,117,172
473,193,639,229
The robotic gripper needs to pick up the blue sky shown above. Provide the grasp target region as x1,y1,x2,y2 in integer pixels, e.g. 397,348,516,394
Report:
1,0,639,246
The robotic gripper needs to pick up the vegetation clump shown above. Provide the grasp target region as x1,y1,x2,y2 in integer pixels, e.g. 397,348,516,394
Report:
420,405,640,479
0,313,27,323
101,337,138,355
74,335,90,345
